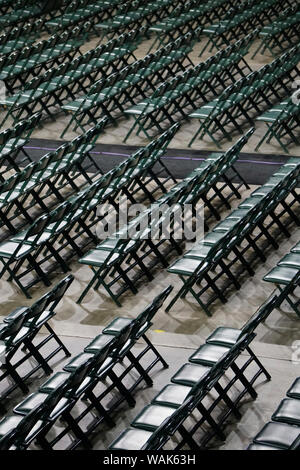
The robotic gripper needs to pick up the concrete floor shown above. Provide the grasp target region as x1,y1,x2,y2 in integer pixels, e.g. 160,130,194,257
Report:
0,27,300,451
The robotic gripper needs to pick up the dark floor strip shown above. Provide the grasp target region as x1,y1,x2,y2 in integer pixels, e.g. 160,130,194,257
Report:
23,138,296,185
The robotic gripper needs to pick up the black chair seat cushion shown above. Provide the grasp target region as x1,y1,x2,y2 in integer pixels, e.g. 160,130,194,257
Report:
109,428,153,450
278,253,300,269
171,363,211,386
272,398,300,425
264,267,299,285
206,327,241,346
247,443,281,450
131,404,176,431
254,422,300,449
287,378,300,399
189,343,229,366
152,384,191,407
84,334,115,354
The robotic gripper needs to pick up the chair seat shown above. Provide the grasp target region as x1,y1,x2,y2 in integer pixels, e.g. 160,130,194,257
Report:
102,317,132,335
15,180,36,194
213,219,240,232
109,428,153,450
227,209,250,220
186,244,215,259
254,422,300,449
1,138,26,153
0,241,32,258
251,186,275,197
291,242,300,254
206,327,241,347
272,398,300,425
152,383,191,407
103,318,149,338
124,102,153,115
42,161,68,173
287,378,300,399
274,166,296,177
39,371,71,393
84,334,114,354
15,393,69,420
189,103,216,119
278,253,300,269
12,230,51,244
167,257,203,275
62,98,89,112
171,363,211,386
247,443,281,450
78,249,119,267
239,196,264,209
283,157,300,167
63,352,94,371
4,307,29,323
97,238,119,251
131,404,176,432
14,391,49,415
263,266,299,285
189,343,229,366
201,231,226,245
0,415,23,438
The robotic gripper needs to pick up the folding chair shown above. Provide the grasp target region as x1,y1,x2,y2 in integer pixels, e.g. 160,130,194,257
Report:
0,213,52,298
206,293,278,347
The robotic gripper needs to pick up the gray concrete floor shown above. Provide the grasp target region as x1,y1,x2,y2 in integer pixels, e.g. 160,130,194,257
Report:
0,28,300,451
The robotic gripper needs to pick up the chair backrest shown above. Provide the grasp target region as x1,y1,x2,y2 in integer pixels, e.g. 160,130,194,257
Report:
26,293,52,324
25,213,52,242
19,162,37,184
239,294,278,338
151,285,174,311
130,285,174,338
48,274,74,308
89,335,118,373
110,320,136,358
0,128,12,147
0,172,24,200
14,112,42,140
226,127,255,160
66,354,100,396
0,309,26,345
84,117,109,143
225,332,256,367
38,376,73,420
50,201,72,228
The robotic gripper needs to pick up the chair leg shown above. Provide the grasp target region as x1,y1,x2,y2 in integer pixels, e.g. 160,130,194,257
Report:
44,323,71,358
246,346,271,381
126,350,153,387
143,334,169,369
107,369,136,408
197,401,226,441
23,339,52,376
62,411,92,449
231,362,257,399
